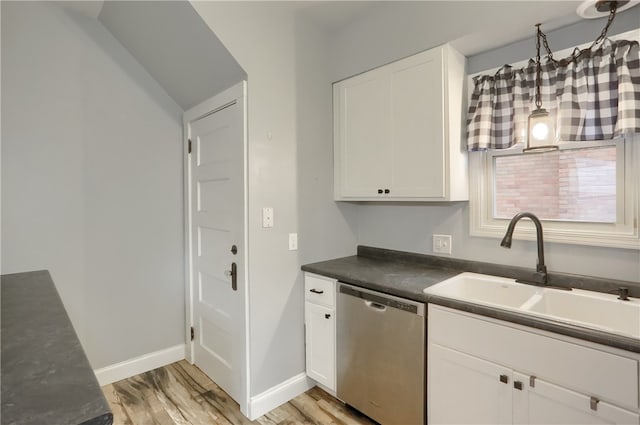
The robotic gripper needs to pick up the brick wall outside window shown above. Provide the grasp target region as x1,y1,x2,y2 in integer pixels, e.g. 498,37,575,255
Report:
494,146,616,223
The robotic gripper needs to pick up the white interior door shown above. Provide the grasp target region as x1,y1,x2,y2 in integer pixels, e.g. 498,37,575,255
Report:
185,82,246,406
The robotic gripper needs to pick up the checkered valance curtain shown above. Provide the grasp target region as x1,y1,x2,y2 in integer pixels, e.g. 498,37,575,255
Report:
466,39,640,151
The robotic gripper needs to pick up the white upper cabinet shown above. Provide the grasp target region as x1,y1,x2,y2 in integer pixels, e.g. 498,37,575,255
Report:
334,44,468,201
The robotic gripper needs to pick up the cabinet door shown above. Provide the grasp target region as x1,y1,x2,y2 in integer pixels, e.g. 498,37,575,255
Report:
429,343,513,425
334,70,391,198
389,47,445,198
512,372,640,425
305,302,335,390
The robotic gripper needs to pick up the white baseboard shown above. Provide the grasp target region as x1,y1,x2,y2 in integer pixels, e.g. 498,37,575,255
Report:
94,344,185,386
246,373,315,420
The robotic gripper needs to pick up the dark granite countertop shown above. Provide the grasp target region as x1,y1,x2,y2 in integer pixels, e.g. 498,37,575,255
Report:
302,246,640,354
1,270,113,425
302,253,460,302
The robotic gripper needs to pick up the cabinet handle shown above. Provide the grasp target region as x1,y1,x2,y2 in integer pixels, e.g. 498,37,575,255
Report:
377,189,383,194
529,376,536,387
325,313,331,319
384,189,390,194
499,374,508,384
309,288,324,294
514,381,523,391
590,396,599,411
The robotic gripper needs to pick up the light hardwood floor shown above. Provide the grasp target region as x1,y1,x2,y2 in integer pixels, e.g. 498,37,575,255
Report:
102,360,376,425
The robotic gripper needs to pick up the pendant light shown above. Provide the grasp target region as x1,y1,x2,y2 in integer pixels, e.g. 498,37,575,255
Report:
525,24,558,151
524,0,626,152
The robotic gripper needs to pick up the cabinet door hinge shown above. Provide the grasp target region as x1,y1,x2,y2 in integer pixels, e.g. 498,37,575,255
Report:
188,139,192,154
190,326,195,341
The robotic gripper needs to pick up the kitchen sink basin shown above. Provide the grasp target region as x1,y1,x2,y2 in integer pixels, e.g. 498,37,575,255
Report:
524,289,640,338
423,272,540,309
424,272,640,339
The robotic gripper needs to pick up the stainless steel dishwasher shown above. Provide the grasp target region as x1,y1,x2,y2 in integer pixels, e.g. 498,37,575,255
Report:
337,282,425,425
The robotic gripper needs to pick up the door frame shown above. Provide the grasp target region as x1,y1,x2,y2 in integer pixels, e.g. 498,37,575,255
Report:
183,81,250,412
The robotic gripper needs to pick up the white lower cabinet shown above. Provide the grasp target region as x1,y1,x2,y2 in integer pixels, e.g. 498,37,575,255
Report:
429,343,512,425
304,273,336,391
305,302,335,389
512,372,639,425
428,305,640,425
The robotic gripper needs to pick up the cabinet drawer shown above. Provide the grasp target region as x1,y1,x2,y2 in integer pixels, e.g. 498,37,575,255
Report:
429,305,639,411
304,273,336,307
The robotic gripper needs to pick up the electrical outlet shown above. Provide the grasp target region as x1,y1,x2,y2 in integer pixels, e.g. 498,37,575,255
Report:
288,233,298,251
262,207,274,228
433,234,452,255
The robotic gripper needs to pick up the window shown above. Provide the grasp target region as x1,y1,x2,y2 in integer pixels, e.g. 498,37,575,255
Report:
468,29,639,249
470,137,639,249
494,145,617,223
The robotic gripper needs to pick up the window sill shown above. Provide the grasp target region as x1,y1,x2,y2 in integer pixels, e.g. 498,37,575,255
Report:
469,218,639,250
468,137,639,251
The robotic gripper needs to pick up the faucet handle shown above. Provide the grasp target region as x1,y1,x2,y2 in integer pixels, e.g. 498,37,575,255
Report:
617,287,630,301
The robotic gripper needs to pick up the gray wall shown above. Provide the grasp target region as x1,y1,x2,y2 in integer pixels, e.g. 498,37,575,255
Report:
294,11,359,267
329,6,640,282
191,1,358,398
1,1,185,368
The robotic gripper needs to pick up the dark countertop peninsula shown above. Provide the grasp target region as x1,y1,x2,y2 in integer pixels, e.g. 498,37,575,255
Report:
302,246,640,354
1,270,113,425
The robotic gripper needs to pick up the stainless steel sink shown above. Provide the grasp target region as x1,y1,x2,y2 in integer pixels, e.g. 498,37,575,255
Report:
424,272,640,339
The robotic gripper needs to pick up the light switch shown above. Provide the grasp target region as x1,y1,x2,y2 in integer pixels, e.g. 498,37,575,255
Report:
262,207,274,228
288,233,298,251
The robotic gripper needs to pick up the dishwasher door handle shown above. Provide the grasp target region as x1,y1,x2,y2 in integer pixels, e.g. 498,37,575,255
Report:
365,300,387,311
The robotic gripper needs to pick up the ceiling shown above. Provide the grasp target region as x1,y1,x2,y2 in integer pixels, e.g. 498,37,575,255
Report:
298,1,382,30
56,0,638,111
57,0,104,18
98,1,245,111
297,1,587,57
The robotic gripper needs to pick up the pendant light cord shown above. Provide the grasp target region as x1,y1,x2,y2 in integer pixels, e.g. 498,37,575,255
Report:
537,2,618,67
535,25,543,110
533,2,618,110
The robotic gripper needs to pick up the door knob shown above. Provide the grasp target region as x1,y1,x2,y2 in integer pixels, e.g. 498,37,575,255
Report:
225,263,238,291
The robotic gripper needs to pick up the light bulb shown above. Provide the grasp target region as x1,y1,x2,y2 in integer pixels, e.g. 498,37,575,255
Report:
531,122,549,140
527,107,556,150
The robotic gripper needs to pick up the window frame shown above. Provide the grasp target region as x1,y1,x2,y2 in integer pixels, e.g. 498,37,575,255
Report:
469,136,639,249
468,29,639,250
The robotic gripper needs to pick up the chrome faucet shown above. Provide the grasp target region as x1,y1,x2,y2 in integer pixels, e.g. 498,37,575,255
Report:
500,212,548,285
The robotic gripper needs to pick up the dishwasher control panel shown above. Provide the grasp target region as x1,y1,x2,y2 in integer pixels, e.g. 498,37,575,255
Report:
338,284,423,315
